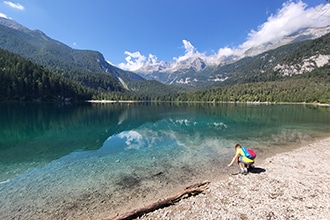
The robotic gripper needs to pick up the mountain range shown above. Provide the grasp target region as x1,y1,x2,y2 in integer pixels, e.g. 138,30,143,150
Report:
0,17,145,93
0,17,329,95
136,25,330,87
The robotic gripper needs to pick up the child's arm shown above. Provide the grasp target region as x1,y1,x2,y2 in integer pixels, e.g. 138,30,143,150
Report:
227,152,239,167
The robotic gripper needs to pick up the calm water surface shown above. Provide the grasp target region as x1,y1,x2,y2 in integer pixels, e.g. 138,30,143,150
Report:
1,102,330,218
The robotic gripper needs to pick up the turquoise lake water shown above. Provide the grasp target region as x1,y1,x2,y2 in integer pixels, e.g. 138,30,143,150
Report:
1,102,330,219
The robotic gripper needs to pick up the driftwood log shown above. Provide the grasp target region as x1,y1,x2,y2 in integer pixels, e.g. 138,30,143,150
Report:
107,180,210,220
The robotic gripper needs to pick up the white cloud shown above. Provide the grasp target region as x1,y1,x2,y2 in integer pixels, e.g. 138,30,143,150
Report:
239,1,330,52
3,1,24,10
207,47,237,65
118,1,330,72
147,53,158,64
173,40,206,62
0,12,9,18
118,130,144,150
118,51,147,71
182,39,195,54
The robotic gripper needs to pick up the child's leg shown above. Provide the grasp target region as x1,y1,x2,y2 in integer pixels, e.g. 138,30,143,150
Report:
237,160,244,169
237,159,247,174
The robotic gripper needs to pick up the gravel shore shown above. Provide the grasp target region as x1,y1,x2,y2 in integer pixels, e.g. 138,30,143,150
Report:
136,137,330,220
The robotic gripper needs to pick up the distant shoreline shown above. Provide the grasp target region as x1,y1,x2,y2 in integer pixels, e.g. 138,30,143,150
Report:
85,100,142,103
85,99,330,106
1,100,329,106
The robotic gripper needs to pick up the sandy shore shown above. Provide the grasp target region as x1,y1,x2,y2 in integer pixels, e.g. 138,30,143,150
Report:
134,137,330,220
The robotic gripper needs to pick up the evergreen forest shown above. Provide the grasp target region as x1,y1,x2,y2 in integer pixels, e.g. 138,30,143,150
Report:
0,45,329,103
0,49,94,101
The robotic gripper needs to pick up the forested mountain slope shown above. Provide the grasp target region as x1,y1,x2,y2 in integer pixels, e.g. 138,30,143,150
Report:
175,65,330,103
0,17,144,92
0,48,94,101
209,32,330,87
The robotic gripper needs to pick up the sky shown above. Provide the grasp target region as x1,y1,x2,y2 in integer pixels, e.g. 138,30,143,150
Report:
0,0,329,71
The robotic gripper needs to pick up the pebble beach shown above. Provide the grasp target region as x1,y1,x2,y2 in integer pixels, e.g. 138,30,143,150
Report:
136,137,330,220
1,137,330,220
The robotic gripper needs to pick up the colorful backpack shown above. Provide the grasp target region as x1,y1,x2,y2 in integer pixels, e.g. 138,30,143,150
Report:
242,147,256,159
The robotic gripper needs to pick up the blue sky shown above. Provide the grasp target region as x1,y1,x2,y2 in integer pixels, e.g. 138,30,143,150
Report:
0,0,329,71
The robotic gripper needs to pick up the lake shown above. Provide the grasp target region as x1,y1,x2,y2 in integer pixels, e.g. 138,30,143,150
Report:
1,102,330,219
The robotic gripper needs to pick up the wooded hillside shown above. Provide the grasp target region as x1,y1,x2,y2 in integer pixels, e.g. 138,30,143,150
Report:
0,49,94,101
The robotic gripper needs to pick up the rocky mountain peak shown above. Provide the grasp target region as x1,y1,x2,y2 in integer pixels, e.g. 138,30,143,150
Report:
0,17,29,32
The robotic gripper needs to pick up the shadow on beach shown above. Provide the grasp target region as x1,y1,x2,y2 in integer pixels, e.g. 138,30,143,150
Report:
249,167,266,174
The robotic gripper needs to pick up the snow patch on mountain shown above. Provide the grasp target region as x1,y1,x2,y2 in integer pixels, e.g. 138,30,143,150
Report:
176,77,198,85
209,75,229,82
